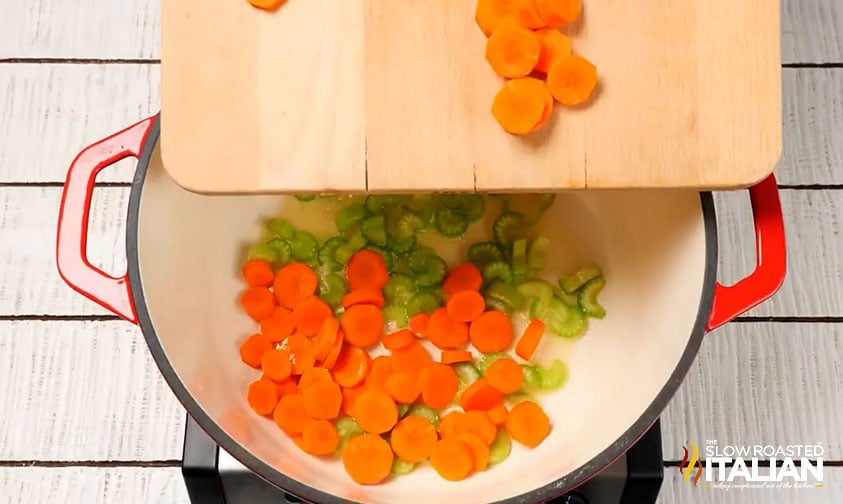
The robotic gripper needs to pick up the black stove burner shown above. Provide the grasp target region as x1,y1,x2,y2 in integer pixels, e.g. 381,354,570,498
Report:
182,416,662,504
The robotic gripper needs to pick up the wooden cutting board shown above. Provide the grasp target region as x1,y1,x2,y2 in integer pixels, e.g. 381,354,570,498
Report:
159,0,781,194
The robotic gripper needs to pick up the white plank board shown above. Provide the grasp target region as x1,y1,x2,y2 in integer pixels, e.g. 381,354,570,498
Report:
0,0,840,64
0,465,839,504
658,466,843,504
0,64,160,183
0,66,839,185
0,321,184,461
661,323,843,461
782,0,843,64
0,467,187,504
714,190,843,318
0,0,160,59
3,187,841,318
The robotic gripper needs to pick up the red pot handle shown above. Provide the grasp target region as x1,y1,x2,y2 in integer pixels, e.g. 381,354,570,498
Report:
56,117,155,324
706,174,786,332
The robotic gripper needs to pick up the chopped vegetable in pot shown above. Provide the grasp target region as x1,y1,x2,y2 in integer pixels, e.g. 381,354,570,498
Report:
236,193,605,485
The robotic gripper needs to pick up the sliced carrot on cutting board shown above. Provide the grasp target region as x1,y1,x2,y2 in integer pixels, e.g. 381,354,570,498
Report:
534,28,572,73
535,0,582,28
485,24,541,78
475,0,546,36
491,78,553,135
547,54,598,107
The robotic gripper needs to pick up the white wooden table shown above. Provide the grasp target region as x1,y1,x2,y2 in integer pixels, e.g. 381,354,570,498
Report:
0,1,842,503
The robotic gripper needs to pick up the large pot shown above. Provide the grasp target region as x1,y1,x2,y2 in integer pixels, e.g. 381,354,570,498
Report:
56,116,786,504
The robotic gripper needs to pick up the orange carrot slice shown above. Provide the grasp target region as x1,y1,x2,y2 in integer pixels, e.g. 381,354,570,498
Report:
439,410,497,445
313,316,340,362
260,307,297,342
292,295,332,337
441,349,473,365
365,355,394,392
535,0,582,29
346,250,389,291
321,328,345,369
342,434,394,485
419,362,460,409
506,400,551,448
247,378,279,416
352,390,399,434
382,329,415,350
516,318,546,360
342,384,366,416
485,24,541,78
446,290,486,323
300,419,340,456
332,346,372,388
390,341,432,375
469,310,514,353
486,403,509,426
273,393,309,436
302,378,342,420
291,339,317,375
261,348,293,382
390,416,438,463
534,28,572,73
547,54,598,107
242,258,274,287
408,313,431,338
455,432,491,471
443,264,483,296
430,438,475,481
298,367,333,391
475,0,546,36
240,333,274,369
272,376,299,398
484,357,524,394
342,289,386,309
273,262,318,309
240,286,276,321
248,0,287,12
426,307,469,350
459,377,504,411
491,77,553,135
341,304,384,347
384,372,422,404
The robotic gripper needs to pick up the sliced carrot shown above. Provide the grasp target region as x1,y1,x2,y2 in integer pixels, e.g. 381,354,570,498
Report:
273,393,310,436
429,438,475,481
341,434,394,485
384,372,422,404
248,0,287,12
342,289,385,310
547,54,598,107
292,295,332,337
342,384,366,416
534,28,572,73
485,23,541,78
486,403,509,426
273,262,318,309
460,377,504,411
390,416,438,463
240,333,274,369
475,0,546,36
443,263,483,296
346,250,389,291
332,346,372,388
302,378,342,420
440,410,497,445
506,400,551,448
247,378,279,416
408,313,431,338
291,338,317,375
261,348,293,382
419,362,459,409
426,307,469,350
491,77,553,135
283,333,307,353
313,316,340,362
535,0,582,28
382,329,415,350
240,286,276,321
516,318,546,360
455,432,491,471
341,304,384,347
242,258,275,287
260,307,296,343
352,390,399,434
485,357,524,394
530,90,555,133
446,290,486,323
469,310,514,353
365,355,394,392
321,328,345,369
298,367,333,392
390,341,432,375
300,419,340,456
273,376,300,398
441,349,473,365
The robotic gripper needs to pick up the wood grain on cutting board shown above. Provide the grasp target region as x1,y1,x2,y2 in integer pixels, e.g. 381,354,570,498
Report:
160,0,781,194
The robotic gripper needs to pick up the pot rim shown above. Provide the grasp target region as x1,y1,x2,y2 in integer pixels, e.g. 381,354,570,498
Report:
127,116,718,504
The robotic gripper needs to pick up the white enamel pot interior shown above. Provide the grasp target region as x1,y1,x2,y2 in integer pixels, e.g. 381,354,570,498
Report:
128,119,714,504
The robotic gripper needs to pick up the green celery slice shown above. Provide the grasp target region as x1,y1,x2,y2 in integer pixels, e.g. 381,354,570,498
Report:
267,218,296,240
290,231,319,262
560,264,603,293
405,292,441,316
335,203,367,234
467,241,505,267
489,429,512,464
405,405,440,426
435,207,469,238
526,236,551,271
578,277,607,319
